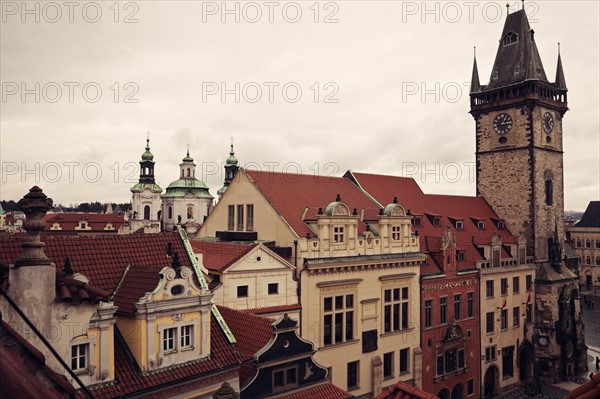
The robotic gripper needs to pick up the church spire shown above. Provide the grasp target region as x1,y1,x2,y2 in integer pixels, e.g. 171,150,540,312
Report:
470,47,481,94
139,136,156,184
555,43,567,90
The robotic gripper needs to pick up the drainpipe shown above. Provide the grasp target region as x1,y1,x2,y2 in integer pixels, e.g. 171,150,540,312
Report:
297,257,309,336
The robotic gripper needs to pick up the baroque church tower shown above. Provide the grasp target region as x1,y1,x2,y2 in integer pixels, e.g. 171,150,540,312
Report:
129,138,163,233
470,7,586,382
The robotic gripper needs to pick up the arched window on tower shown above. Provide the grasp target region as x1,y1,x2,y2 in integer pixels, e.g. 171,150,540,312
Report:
168,206,173,219
545,180,553,205
187,168,191,177
187,205,194,220
144,205,150,220
502,31,518,46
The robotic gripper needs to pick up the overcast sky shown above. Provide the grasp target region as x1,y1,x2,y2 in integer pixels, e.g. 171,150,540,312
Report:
1,0,598,211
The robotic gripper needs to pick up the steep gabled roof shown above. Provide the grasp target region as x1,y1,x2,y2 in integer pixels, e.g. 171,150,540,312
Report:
217,305,273,357
190,241,258,273
575,201,600,228
374,379,437,399
246,169,382,238
44,213,124,231
346,171,518,274
276,383,352,399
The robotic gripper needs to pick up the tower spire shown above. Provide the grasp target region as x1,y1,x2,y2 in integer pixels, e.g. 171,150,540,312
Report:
470,47,481,94
555,43,567,90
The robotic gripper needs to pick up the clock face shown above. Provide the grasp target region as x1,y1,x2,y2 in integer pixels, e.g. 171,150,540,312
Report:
543,112,554,133
493,113,513,134
538,336,548,346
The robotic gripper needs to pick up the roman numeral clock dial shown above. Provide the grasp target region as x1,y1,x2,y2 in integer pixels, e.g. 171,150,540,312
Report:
493,113,513,135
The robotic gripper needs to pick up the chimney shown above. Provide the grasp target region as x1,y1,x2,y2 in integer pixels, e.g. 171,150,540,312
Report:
14,186,54,268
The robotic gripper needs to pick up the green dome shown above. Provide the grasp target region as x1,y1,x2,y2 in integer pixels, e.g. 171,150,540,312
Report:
130,183,162,193
167,178,208,190
226,144,238,165
141,139,154,162
163,178,214,199
182,150,194,163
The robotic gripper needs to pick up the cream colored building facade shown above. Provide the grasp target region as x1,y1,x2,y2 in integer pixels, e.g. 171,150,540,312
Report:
478,235,537,396
569,201,600,289
200,169,425,398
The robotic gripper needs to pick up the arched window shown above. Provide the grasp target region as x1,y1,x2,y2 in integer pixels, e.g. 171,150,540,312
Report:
502,31,518,46
144,205,150,220
576,239,582,248
187,205,194,220
586,257,591,265
586,240,591,248
596,257,600,266
492,248,501,267
545,180,553,205
187,168,191,177
168,206,173,219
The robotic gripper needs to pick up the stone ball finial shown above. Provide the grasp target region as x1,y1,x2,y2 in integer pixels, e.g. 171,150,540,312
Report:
213,382,239,399
14,187,53,268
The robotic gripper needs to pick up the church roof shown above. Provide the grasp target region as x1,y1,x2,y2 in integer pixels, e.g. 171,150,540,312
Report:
536,262,578,282
483,9,549,90
130,182,162,193
575,201,600,228
163,179,213,198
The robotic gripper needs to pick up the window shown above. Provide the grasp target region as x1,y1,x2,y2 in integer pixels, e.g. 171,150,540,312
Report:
246,204,254,231
457,251,465,262
268,283,278,295
545,180,553,205
502,346,514,378
486,312,494,334
586,240,592,248
436,355,444,376
384,287,409,333
501,308,508,330
236,205,244,231
526,275,532,291
513,307,520,327
526,304,532,324
501,278,508,295
498,221,506,229
163,327,176,352
71,343,88,371
392,225,401,241
477,221,485,230
519,246,526,264
383,352,394,379
454,294,462,320
596,257,600,266
467,292,474,318
486,280,494,298
492,248,500,267
347,361,359,390
237,285,248,298
587,256,592,265
181,325,193,348
576,239,582,248
458,349,465,369
596,240,600,249
333,226,345,243
512,276,520,293
144,205,150,220
468,378,474,396
273,365,298,391
502,31,518,46
323,294,354,345
412,217,422,227
438,348,464,376
485,346,496,361
400,348,410,374
425,299,433,327
168,206,173,219
227,205,234,230
455,220,464,230
432,217,441,227
440,297,448,324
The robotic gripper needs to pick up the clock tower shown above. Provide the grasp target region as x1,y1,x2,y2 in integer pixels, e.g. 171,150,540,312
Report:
471,7,586,382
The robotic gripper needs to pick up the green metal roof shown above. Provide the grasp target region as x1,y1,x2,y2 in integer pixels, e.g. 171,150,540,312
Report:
163,178,213,199
130,183,163,193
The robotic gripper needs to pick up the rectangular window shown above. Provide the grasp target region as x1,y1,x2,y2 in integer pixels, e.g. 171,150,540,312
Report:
334,226,345,243
383,352,394,379
436,355,444,376
236,204,244,231
458,348,465,369
513,306,520,327
467,292,474,318
237,285,248,298
502,346,514,378
455,220,464,230
70,343,87,371
501,308,508,330
163,327,176,352
347,361,359,390
425,299,433,328
392,225,401,241
492,248,500,267
526,275,533,291
486,312,494,334
432,217,441,227
246,204,254,231
454,294,462,321
501,278,508,295
273,366,298,391
323,294,354,345
457,251,465,261
545,180,553,205
477,221,485,230
181,325,193,348
468,378,474,396
526,304,532,324
440,296,447,324
519,247,526,264
399,348,409,374
485,346,496,361
513,276,520,293
383,287,409,333
268,283,278,295
486,280,494,298
445,349,457,373
227,205,235,230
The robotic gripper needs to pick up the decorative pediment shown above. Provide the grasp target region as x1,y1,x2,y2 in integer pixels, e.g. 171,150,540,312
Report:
383,203,406,217
325,201,350,216
140,266,204,304
443,323,463,342
491,234,503,247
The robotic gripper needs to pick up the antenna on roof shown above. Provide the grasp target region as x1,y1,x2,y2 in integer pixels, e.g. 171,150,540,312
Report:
558,42,561,55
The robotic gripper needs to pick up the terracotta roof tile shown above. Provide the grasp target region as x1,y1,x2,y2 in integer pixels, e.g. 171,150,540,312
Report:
44,213,124,232
276,382,352,399
217,305,273,357
190,241,258,272
246,170,381,238
374,379,438,399
242,304,302,316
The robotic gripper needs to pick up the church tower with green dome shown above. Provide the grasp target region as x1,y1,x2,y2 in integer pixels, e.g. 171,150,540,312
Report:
161,149,214,233
217,143,239,198
129,138,163,233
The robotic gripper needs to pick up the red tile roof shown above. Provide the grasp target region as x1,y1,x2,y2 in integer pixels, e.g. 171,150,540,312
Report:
0,318,75,399
0,232,192,294
44,213,124,232
374,380,438,399
190,241,258,273
563,372,600,399
243,303,302,316
111,265,165,314
85,314,248,399
346,171,519,274
217,305,273,357
56,270,110,305
275,382,352,399
246,169,381,238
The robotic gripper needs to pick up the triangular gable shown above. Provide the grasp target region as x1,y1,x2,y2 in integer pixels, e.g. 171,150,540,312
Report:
227,243,295,273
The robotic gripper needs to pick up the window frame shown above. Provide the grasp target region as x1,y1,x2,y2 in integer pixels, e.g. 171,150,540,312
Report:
268,282,279,295
323,293,355,346
237,285,249,298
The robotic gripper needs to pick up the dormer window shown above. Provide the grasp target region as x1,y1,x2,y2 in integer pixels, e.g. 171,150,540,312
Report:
498,221,506,229
502,31,518,46
457,251,465,262
477,221,485,230
334,226,345,243
392,225,401,241
71,343,88,371
412,217,422,227
454,220,464,231
432,217,441,227
163,327,176,352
